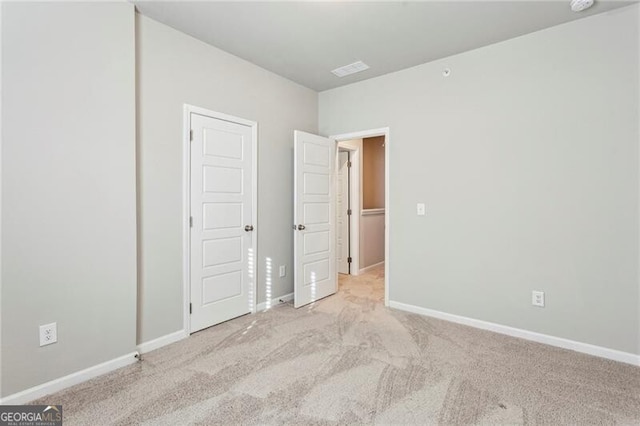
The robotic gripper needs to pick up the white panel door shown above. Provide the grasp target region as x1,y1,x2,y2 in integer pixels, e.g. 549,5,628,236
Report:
294,130,336,308
337,151,350,274
190,113,254,333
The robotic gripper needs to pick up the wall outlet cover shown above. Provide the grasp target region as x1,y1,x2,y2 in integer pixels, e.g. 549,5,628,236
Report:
532,291,545,307
39,322,57,346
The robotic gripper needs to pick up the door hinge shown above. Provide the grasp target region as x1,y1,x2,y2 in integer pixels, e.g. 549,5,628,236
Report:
347,209,352,216
189,303,192,314
347,257,352,263
189,216,193,228
347,161,352,168
189,130,193,142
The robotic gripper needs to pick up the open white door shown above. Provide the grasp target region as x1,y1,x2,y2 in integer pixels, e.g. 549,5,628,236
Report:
294,130,337,308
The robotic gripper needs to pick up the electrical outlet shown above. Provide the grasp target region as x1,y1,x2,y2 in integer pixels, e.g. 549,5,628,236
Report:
532,291,545,307
39,322,57,347
279,265,286,278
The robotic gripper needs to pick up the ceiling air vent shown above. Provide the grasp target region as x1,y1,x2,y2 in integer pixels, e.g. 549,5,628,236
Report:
331,61,370,78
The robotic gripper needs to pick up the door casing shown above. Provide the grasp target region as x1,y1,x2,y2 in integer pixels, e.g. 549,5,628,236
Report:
182,104,258,334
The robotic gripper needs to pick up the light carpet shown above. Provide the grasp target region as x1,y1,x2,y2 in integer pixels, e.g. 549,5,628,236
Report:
33,266,640,424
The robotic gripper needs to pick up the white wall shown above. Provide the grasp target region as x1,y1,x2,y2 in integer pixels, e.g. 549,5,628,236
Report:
136,14,318,343
1,2,137,396
320,6,640,355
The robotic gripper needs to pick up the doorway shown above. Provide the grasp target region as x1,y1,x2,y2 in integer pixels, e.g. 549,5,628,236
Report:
292,128,390,308
332,128,390,307
335,136,386,278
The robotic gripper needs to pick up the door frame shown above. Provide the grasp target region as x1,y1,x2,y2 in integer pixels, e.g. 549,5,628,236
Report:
331,128,390,307
182,104,258,334
336,148,352,275
336,143,360,276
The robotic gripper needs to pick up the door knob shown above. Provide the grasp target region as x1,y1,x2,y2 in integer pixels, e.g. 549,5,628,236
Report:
297,224,306,231
244,225,254,232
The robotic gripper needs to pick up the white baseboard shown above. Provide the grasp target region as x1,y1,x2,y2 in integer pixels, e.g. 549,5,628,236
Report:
137,330,188,354
389,301,640,367
0,351,138,405
360,261,385,274
257,292,294,311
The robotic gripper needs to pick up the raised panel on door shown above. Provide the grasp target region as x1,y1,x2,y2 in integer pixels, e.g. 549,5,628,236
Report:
190,112,255,333
203,237,242,268
303,231,330,255
203,166,243,193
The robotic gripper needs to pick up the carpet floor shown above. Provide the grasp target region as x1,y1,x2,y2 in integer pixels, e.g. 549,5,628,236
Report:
34,266,640,425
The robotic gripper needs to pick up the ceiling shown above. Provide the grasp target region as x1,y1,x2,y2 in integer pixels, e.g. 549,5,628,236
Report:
133,1,635,91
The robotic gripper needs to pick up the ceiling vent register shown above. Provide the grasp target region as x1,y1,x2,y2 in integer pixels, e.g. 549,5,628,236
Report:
331,61,370,77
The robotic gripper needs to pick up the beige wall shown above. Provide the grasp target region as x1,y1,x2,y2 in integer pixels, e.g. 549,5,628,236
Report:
1,2,137,396
136,14,318,344
320,5,640,355
362,136,386,209
360,136,386,269
360,213,385,269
